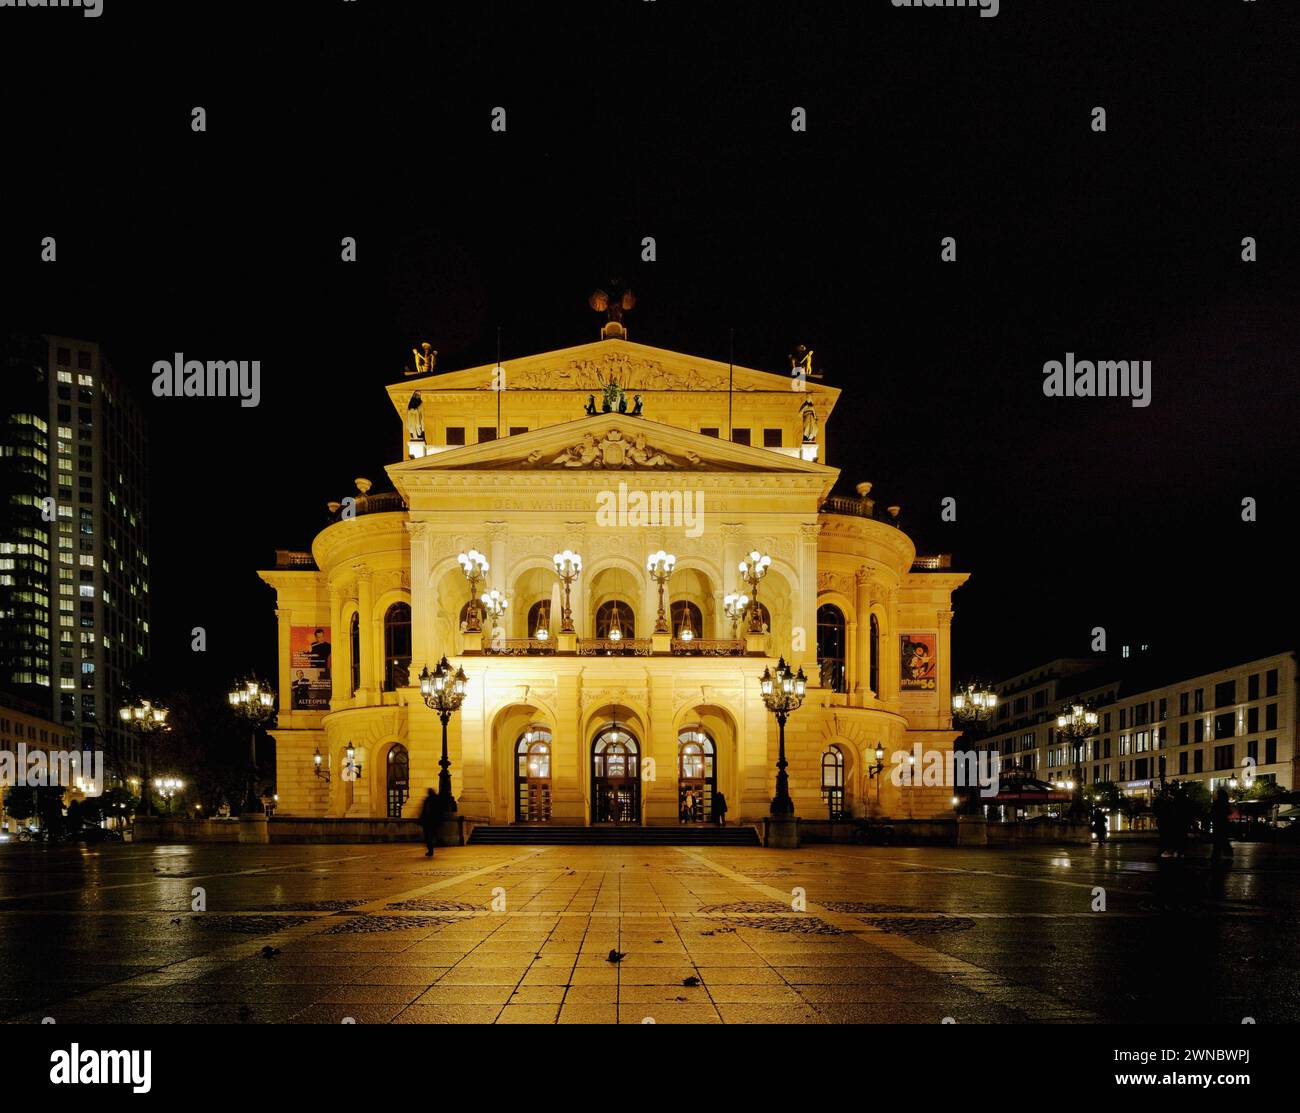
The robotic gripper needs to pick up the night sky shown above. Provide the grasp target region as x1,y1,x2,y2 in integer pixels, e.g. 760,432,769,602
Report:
3,1,1297,698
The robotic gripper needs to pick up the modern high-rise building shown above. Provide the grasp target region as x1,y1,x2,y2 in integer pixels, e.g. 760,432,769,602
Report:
0,333,150,784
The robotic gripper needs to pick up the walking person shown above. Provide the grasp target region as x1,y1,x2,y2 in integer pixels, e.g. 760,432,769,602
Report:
713,790,728,827
684,789,696,823
1211,786,1234,861
419,787,439,857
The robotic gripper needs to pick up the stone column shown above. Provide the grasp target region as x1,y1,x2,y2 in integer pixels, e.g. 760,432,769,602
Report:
275,607,293,721
328,584,345,708
794,522,820,675
407,521,432,672
355,565,375,705
937,609,955,731
553,672,583,822
854,567,872,704
457,661,489,816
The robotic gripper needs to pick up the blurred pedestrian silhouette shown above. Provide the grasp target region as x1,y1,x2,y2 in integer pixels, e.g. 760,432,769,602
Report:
1211,786,1234,861
713,790,728,827
419,788,439,857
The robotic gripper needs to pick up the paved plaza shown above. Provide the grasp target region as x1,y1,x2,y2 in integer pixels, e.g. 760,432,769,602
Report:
1,840,1297,1024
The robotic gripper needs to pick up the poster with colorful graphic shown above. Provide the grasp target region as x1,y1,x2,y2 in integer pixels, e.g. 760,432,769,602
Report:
900,633,937,691
290,624,332,711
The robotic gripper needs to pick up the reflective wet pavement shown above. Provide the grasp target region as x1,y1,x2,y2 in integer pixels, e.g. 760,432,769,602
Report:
1,840,1297,1023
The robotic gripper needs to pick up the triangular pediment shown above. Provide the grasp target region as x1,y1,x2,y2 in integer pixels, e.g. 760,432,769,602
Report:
388,412,838,486
387,338,839,415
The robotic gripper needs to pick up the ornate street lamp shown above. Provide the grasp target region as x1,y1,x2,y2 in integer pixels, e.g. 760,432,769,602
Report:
480,588,508,625
952,682,998,724
739,550,772,634
1056,703,1099,818
551,550,582,634
118,699,169,817
951,681,998,815
228,676,276,814
646,550,676,634
419,655,468,814
457,549,490,632
723,592,749,639
312,745,330,782
867,743,887,809
760,656,806,816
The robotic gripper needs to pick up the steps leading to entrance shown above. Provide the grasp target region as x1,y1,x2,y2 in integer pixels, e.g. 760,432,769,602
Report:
467,824,761,846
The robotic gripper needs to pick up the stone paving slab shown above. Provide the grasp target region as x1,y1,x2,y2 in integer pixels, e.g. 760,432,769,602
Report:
1,840,1296,1023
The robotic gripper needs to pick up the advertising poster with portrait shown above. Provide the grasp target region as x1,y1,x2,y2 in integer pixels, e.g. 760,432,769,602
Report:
900,633,937,691
289,624,332,711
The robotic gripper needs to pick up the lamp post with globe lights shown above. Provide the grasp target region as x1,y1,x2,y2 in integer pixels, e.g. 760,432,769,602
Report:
760,656,806,817
228,676,276,814
1056,703,1099,818
419,656,468,814
118,700,169,817
646,550,676,635
457,549,489,632
723,592,749,640
951,681,999,813
552,550,582,635
739,551,772,634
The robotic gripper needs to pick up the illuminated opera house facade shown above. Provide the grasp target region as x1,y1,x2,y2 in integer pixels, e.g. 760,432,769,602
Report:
258,321,969,836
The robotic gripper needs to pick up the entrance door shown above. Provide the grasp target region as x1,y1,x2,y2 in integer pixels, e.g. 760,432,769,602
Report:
678,728,716,822
515,727,553,822
386,743,410,818
592,725,640,823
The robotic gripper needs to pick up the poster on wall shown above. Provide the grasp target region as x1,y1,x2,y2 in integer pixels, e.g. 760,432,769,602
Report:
900,633,937,691
290,624,332,711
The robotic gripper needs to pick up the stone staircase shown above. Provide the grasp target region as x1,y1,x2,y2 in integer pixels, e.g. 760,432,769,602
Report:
467,824,761,847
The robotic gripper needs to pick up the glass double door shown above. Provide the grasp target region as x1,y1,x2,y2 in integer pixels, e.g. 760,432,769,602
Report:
592,726,640,824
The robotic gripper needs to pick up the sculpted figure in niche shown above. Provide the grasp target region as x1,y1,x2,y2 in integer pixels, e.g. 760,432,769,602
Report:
406,392,425,442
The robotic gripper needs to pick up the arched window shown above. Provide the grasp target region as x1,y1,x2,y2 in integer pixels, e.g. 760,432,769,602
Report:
386,743,410,818
515,726,552,822
349,612,360,696
595,600,635,639
526,600,551,639
869,614,880,695
817,604,847,693
670,600,703,640
382,602,411,691
821,745,845,816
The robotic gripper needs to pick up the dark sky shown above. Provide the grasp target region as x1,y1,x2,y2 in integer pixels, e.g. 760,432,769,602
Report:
3,0,1297,696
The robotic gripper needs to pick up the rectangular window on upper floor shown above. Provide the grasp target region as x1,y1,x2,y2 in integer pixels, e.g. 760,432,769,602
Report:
731,429,751,445
763,428,783,447
445,427,465,446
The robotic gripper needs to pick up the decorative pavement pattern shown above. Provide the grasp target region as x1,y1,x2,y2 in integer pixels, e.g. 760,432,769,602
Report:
1,842,1297,1024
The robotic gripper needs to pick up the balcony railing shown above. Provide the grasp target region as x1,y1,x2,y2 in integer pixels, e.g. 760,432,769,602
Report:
820,495,874,518
670,638,745,656
274,549,316,569
911,554,952,571
480,638,556,656
577,638,653,657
